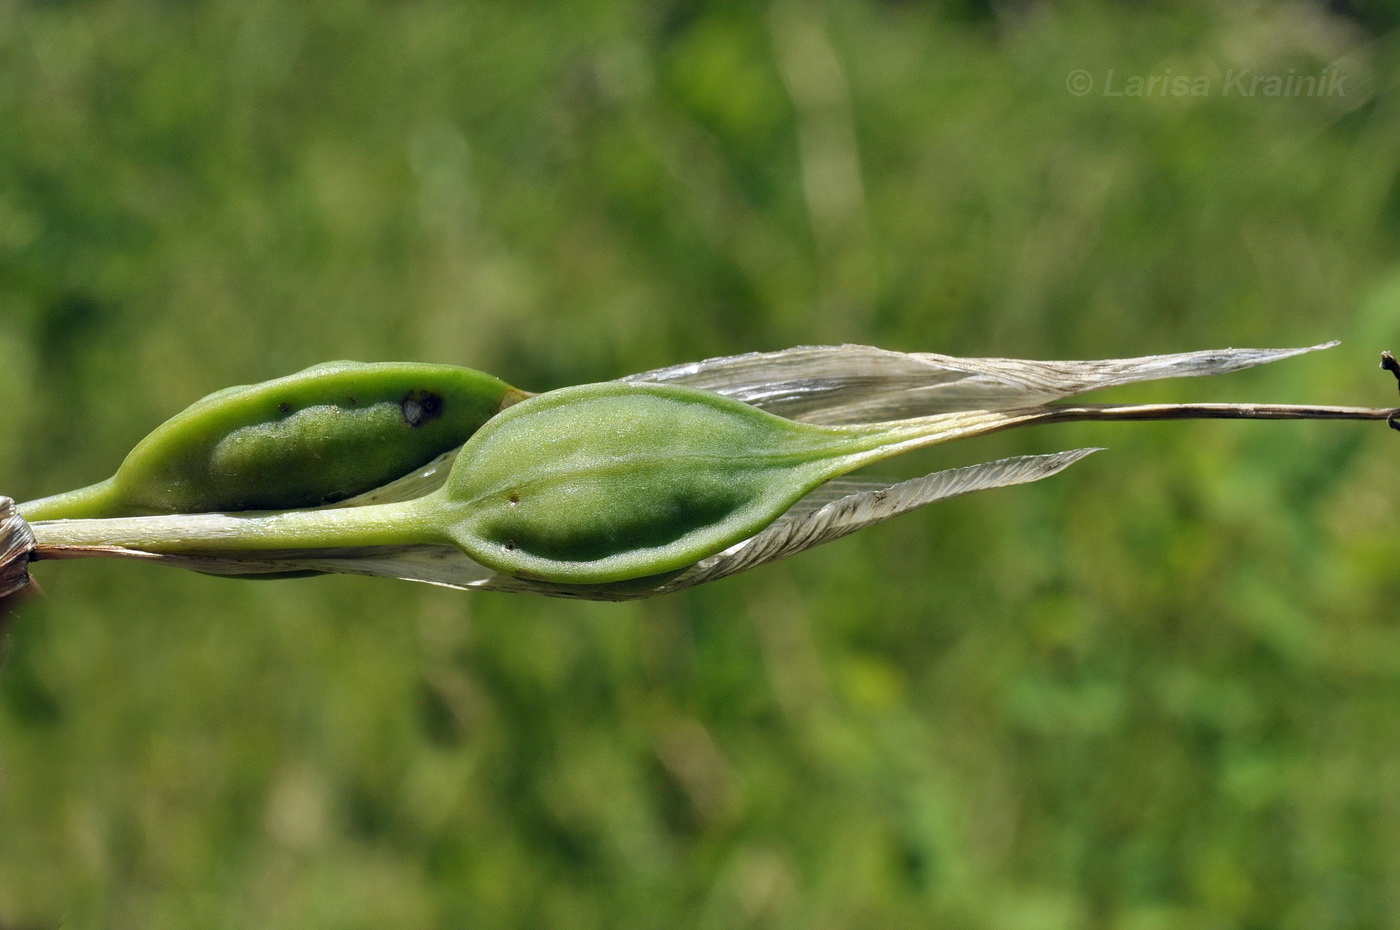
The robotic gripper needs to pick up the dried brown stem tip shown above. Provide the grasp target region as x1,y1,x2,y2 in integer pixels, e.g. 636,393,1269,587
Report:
1382,352,1400,430
1381,350,1400,382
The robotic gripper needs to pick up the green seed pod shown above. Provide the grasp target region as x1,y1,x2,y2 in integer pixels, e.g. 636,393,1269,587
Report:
429,382,1027,583
434,382,882,582
20,361,528,520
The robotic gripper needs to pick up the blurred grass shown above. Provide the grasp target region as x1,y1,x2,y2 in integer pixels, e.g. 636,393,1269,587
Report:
4,0,1400,927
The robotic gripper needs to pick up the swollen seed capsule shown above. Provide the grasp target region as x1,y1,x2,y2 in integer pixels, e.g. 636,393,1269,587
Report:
428,382,1007,584
20,361,528,520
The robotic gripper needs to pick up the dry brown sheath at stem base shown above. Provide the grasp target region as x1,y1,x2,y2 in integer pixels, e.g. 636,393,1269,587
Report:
0,497,36,600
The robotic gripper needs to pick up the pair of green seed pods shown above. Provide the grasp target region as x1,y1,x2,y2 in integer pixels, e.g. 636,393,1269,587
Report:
20,360,1008,584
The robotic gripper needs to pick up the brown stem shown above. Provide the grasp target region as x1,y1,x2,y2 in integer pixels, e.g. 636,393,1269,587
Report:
1035,402,1400,425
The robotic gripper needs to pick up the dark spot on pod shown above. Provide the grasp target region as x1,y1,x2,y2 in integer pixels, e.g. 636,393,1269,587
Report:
278,402,292,415
346,395,357,406
508,493,520,506
402,390,445,428
504,539,518,551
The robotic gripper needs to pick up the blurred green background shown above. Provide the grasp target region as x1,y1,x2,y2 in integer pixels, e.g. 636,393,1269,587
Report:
4,0,1400,927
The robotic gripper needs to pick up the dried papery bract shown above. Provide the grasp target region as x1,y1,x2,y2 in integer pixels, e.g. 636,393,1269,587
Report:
626,343,1338,422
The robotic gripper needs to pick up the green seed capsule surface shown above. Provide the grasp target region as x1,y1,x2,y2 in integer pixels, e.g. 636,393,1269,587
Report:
433,382,890,583
22,361,526,519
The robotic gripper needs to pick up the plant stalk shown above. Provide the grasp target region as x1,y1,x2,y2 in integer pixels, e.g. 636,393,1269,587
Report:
1029,401,1400,425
